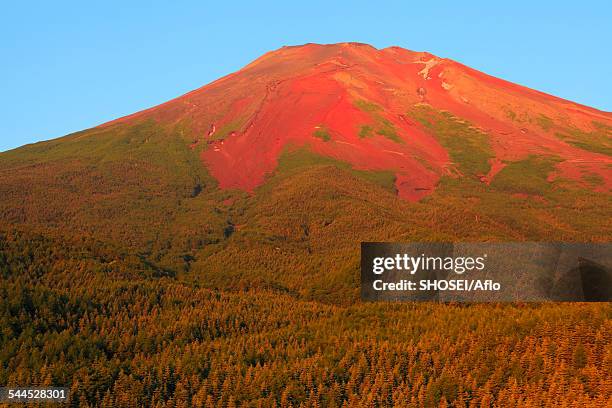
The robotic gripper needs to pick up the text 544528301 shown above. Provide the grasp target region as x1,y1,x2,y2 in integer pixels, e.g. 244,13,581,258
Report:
0,387,69,403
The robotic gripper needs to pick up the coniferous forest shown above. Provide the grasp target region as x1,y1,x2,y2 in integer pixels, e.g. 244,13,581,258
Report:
0,113,610,407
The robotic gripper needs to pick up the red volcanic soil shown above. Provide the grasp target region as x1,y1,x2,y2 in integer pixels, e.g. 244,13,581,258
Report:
103,43,612,200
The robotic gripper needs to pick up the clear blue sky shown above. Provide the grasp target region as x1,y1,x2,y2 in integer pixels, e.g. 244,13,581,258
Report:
1,1,611,152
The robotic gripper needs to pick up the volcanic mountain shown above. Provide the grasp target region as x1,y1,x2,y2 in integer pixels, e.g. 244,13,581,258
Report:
0,42,611,275
1,43,611,407
103,42,611,200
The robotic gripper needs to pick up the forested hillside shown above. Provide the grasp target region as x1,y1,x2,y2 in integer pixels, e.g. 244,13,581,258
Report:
1,228,610,407
0,117,611,407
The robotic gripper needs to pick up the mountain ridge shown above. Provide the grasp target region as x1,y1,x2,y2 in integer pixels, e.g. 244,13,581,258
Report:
95,42,610,201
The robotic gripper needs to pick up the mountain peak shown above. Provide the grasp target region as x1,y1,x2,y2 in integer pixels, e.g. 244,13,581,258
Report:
102,43,612,200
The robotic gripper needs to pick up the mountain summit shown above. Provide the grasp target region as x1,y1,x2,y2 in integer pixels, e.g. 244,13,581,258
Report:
104,42,611,200
1,43,610,254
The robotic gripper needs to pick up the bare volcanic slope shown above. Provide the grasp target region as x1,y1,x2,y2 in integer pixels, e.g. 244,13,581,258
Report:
104,42,612,200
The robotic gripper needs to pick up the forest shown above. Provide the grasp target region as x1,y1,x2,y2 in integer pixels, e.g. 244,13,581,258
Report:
0,109,610,407
1,227,610,407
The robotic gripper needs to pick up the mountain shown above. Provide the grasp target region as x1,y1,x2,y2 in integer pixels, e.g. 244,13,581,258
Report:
1,42,610,275
1,41,611,288
0,43,611,406
106,42,611,200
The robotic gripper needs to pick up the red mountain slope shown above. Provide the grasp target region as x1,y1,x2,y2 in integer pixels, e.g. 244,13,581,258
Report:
103,42,612,200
